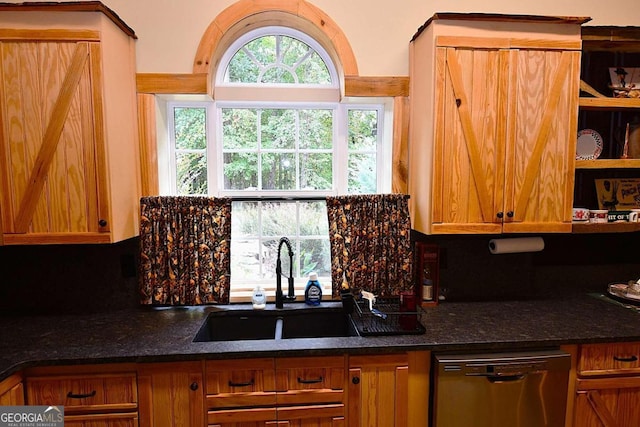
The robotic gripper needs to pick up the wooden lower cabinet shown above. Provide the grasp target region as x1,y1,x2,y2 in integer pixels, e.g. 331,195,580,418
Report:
571,342,640,427
0,373,24,405
348,353,409,427
24,364,138,427
137,361,205,427
206,356,346,427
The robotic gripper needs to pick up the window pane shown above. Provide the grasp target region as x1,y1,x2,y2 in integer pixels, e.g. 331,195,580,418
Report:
232,201,259,237
223,152,258,190
176,152,207,195
300,153,332,190
231,238,260,278
174,107,206,150
299,201,328,235
300,238,331,278
296,52,331,85
300,109,332,149
348,109,378,151
261,109,296,149
348,153,376,194
262,202,297,236
261,153,296,190
226,48,260,83
222,108,258,149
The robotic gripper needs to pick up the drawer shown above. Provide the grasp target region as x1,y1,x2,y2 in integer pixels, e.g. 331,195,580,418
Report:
26,373,137,413
275,356,345,405
578,342,640,376
205,358,277,409
65,412,139,427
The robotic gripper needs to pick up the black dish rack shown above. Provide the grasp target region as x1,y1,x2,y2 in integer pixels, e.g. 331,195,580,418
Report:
345,295,426,336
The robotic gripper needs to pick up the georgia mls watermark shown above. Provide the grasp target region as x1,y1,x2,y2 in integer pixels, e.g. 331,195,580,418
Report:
0,406,64,427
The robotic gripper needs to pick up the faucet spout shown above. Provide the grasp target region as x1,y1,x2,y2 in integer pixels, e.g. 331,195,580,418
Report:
276,237,296,308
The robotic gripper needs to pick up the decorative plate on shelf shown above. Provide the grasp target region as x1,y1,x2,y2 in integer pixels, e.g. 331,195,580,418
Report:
576,129,603,160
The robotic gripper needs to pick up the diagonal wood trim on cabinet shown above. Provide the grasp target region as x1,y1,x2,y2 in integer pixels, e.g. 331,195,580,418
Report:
14,42,90,232
586,390,619,427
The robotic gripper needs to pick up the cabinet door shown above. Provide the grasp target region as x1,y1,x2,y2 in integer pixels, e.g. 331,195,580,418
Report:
574,377,640,427
348,354,409,427
138,361,205,427
0,373,24,405
503,47,580,233
432,46,507,234
0,38,109,242
431,43,579,234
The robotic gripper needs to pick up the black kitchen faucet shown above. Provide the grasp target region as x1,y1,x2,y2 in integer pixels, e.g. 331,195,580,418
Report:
275,236,296,308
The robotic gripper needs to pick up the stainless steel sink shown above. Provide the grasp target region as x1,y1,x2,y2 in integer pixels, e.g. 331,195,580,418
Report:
193,305,356,342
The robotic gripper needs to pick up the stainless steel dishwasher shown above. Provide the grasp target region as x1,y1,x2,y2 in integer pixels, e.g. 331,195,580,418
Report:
432,349,571,427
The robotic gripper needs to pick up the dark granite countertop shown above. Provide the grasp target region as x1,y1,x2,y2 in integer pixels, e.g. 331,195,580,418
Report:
2,293,640,380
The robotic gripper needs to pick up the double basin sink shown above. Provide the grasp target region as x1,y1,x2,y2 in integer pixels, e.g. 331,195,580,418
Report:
193,304,357,342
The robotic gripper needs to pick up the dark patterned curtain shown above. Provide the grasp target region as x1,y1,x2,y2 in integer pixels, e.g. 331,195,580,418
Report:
326,194,413,298
139,196,231,305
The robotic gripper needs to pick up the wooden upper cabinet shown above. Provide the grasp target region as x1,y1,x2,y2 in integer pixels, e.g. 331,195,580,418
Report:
408,14,587,234
0,3,140,245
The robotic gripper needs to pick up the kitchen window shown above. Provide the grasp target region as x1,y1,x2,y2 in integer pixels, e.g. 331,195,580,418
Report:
158,27,392,301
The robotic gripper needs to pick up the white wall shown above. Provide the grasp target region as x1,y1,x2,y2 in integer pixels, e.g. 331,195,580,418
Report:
4,0,640,75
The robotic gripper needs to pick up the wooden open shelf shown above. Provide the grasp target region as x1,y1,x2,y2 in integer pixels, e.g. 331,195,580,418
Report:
572,222,640,233
579,97,640,109
575,159,640,169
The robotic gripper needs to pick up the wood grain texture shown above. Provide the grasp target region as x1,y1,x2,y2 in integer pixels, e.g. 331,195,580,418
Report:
136,361,205,427
136,73,208,94
0,29,100,42
344,76,408,97
348,354,409,427
0,373,24,405
63,413,139,427
0,2,136,39
14,42,89,232
392,96,409,194
578,342,640,376
137,93,159,196
26,372,137,413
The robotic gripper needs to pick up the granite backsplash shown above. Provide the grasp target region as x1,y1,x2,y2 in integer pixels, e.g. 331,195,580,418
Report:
1,232,638,315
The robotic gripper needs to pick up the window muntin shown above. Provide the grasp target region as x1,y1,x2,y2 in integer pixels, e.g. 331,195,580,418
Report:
226,34,332,85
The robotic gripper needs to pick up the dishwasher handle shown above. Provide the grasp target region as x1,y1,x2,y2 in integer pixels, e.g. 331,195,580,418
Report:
486,373,526,383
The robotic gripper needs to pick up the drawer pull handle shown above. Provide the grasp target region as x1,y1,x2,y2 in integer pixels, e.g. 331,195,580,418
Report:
613,355,638,363
297,376,323,384
67,390,96,399
228,379,254,387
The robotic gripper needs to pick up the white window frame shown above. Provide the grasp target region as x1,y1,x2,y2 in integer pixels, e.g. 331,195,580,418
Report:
157,26,394,302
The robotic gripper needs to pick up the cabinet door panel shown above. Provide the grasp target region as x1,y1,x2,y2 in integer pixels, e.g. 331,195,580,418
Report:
348,354,409,427
433,46,506,233
506,49,579,230
574,388,640,427
0,39,101,236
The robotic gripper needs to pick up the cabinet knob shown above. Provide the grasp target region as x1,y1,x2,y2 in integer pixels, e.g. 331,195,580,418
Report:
190,382,199,391
352,376,360,385
98,219,108,227
496,212,504,219
506,211,514,218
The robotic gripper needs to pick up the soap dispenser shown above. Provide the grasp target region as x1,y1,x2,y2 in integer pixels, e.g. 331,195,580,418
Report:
304,272,322,306
252,285,266,309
